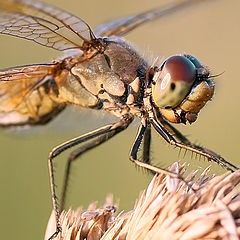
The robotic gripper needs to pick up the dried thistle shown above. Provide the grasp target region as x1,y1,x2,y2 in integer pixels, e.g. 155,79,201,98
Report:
45,163,240,240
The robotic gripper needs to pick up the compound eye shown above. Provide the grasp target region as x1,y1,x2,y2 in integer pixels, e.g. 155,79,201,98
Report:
184,54,210,77
184,54,203,68
152,55,196,108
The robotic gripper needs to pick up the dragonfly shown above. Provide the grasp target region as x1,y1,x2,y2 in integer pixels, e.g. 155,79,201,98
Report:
0,0,238,238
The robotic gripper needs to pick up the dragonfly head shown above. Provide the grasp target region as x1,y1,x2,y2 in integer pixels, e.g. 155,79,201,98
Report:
151,54,214,124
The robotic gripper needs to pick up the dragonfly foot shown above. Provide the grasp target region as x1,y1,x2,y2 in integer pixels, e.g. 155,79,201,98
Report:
48,225,62,240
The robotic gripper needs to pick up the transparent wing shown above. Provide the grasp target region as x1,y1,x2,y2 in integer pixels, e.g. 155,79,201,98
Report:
0,63,67,126
0,0,96,51
95,0,209,37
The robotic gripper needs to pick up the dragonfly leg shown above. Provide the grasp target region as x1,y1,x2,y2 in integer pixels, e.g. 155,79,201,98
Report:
150,118,238,172
47,115,133,239
142,124,151,164
159,117,191,145
60,128,127,211
130,122,183,179
160,117,238,170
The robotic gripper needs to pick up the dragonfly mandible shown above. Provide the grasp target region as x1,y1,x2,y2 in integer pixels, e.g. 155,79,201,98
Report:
0,0,238,239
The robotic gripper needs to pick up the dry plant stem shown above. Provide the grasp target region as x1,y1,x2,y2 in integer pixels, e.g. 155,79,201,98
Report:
45,163,240,240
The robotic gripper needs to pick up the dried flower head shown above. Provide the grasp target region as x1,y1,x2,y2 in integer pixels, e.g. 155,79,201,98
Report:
45,163,240,240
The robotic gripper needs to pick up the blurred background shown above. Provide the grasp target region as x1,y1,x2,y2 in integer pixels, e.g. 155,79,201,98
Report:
0,0,239,239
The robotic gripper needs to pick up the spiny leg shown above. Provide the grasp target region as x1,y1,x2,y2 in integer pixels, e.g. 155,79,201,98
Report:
150,118,238,172
159,117,191,145
48,125,115,239
130,121,185,180
159,117,238,170
142,124,151,164
47,115,133,240
60,128,127,211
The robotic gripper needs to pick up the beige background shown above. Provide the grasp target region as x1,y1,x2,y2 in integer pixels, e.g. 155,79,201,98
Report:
0,0,239,239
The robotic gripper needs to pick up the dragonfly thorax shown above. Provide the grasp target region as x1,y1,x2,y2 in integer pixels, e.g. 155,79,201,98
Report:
66,37,149,118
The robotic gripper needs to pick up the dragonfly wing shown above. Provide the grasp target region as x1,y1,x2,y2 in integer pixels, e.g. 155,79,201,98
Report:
95,0,209,37
0,0,96,51
0,63,67,126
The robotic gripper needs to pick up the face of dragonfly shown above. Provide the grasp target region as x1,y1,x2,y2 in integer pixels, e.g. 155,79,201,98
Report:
151,55,214,124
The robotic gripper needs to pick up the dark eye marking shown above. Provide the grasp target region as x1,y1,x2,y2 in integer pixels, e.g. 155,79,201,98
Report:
170,82,176,91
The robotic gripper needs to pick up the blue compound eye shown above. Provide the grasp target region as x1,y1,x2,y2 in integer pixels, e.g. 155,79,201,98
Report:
152,55,196,109
184,54,203,68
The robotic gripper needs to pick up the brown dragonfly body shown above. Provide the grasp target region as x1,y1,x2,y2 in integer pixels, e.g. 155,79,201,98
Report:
0,0,238,239
0,36,214,126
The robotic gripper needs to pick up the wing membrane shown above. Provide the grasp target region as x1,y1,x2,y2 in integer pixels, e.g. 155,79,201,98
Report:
0,0,96,51
0,63,66,126
95,0,210,37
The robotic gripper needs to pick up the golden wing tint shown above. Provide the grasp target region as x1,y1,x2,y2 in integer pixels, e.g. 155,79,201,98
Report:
0,63,66,126
0,0,96,51
95,0,208,37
